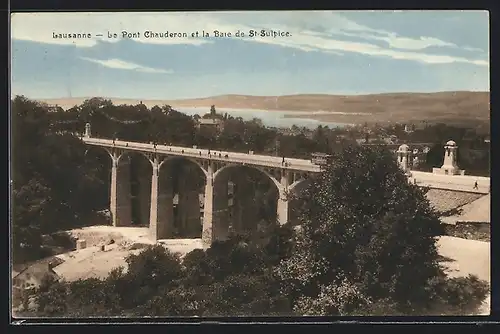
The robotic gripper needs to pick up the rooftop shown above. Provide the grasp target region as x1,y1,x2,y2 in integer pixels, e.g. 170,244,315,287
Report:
198,118,222,125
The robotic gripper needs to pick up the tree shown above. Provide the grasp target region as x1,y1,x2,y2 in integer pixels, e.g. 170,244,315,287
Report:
11,96,111,263
275,144,446,314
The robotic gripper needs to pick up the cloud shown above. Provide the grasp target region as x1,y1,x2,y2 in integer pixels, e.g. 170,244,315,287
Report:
11,11,488,67
338,31,458,50
80,57,173,74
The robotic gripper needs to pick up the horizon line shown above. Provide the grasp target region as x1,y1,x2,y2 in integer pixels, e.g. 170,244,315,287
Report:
12,90,491,102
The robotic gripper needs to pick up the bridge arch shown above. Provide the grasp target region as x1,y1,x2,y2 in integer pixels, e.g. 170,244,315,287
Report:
117,150,154,167
213,164,282,193
82,146,114,212
116,151,154,227
289,177,311,192
211,164,283,241
158,156,207,239
96,147,115,164
161,156,208,179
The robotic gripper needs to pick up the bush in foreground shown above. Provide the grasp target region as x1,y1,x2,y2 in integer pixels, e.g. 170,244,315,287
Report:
21,238,488,317
274,145,486,315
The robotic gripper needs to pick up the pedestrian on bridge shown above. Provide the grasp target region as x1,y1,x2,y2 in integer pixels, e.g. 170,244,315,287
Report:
474,181,478,190
282,156,285,165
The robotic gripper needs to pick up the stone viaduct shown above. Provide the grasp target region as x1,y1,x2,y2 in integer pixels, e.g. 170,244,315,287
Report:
81,124,321,248
81,124,489,248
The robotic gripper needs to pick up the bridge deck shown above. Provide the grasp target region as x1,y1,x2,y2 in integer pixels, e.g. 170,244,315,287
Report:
410,171,489,195
82,137,322,173
82,137,490,194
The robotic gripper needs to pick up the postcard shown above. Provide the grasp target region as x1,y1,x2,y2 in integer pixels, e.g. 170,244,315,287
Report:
10,11,490,320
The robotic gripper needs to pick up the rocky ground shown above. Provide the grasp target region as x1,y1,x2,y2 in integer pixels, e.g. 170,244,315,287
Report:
53,226,203,281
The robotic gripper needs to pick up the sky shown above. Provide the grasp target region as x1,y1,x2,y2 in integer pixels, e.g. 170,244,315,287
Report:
11,11,490,100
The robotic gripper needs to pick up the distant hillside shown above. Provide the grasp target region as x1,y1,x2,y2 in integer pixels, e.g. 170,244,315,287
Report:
37,91,490,126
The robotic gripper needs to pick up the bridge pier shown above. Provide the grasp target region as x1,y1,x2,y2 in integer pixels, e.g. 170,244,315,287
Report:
202,164,214,248
277,171,290,225
149,158,175,240
110,153,132,227
277,195,289,225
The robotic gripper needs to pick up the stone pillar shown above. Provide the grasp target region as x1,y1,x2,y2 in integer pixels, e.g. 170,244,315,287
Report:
150,158,176,240
277,195,289,225
277,170,289,225
432,140,465,175
202,163,214,248
149,156,162,240
442,140,459,170
85,123,91,138
110,154,118,225
397,144,410,173
111,153,132,227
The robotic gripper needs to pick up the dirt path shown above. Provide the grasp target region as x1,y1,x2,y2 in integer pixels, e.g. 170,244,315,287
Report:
53,226,203,281
437,236,491,315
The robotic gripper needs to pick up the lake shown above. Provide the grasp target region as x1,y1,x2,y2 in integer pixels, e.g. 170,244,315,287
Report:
175,107,349,129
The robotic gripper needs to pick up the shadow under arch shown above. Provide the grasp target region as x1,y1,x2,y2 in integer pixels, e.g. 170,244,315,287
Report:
213,164,281,192
287,177,313,226
116,150,154,227
116,150,153,167
161,156,208,179
82,146,114,213
159,156,207,239
211,164,281,241
289,177,311,193
84,145,114,165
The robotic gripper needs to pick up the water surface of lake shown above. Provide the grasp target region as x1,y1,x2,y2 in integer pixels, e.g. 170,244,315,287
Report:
175,107,348,129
